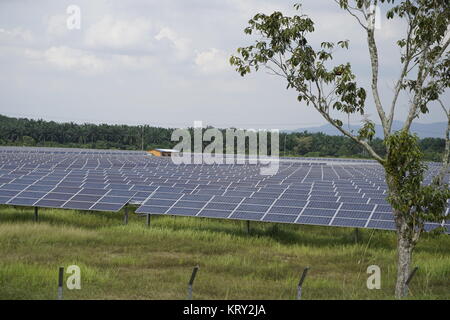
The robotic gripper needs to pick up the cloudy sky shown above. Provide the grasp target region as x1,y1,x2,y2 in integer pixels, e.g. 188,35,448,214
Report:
0,0,447,130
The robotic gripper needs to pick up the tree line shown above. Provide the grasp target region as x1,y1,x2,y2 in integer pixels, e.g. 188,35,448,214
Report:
0,114,446,161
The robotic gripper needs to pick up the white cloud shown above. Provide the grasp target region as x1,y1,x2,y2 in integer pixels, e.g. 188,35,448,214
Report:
46,14,68,37
23,46,156,75
195,48,229,74
155,27,191,59
85,15,153,50
0,27,33,44
25,46,105,75
112,54,156,69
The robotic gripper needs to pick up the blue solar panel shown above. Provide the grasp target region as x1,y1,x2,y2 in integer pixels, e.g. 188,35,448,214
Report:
100,196,132,204
0,190,19,196
34,199,66,208
307,201,340,209
145,199,176,206
211,196,243,203
8,197,37,206
301,208,336,217
0,196,12,204
296,216,331,225
174,201,206,209
78,188,108,196
274,199,307,207
205,203,237,210
151,192,182,200
43,193,73,200
27,185,55,193
1,184,28,191
18,191,47,198
230,211,264,220
236,204,269,213
242,198,273,205
198,209,231,218
270,205,301,214
263,214,297,223
136,205,169,214
372,212,393,220
340,203,375,211
337,210,370,219
72,195,102,202
166,207,199,216
332,218,366,227
339,196,367,203
91,203,125,212
63,201,95,210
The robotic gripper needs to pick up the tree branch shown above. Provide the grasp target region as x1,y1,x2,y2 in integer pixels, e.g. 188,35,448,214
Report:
365,1,389,138
334,0,368,30
316,106,385,163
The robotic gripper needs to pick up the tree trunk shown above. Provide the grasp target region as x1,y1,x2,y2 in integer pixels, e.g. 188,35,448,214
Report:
386,173,415,299
395,228,413,298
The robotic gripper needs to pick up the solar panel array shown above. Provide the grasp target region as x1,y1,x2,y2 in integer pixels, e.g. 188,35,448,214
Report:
0,146,448,234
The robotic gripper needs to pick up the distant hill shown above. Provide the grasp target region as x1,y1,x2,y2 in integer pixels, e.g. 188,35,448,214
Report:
289,120,447,139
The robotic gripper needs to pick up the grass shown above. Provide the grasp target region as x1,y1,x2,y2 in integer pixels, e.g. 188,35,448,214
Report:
0,205,449,300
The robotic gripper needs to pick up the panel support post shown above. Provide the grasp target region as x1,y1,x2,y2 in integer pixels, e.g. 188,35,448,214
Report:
246,220,250,235
146,214,151,227
404,266,419,297
34,207,39,222
296,267,309,300
57,266,64,300
354,228,360,244
123,205,128,225
187,265,199,300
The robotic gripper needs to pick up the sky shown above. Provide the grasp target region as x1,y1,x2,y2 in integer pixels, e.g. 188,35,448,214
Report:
0,0,447,130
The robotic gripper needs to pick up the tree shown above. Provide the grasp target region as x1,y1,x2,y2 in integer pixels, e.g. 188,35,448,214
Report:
230,0,450,298
293,135,313,154
22,136,35,146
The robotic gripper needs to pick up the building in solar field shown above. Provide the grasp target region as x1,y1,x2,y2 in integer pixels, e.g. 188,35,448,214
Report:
148,148,179,157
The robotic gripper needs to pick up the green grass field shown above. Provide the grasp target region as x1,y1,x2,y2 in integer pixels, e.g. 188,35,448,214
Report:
0,205,448,300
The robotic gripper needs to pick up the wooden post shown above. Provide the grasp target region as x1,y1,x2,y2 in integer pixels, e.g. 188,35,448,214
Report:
187,266,199,300
57,267,64,300
297,267,309,300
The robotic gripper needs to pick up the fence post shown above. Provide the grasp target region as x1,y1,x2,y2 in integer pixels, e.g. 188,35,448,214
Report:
404,266,419,297
187,265,199,300
296,267,309,300
57,267,64,300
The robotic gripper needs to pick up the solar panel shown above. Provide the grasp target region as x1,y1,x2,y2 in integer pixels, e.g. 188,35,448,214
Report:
0,146,448,235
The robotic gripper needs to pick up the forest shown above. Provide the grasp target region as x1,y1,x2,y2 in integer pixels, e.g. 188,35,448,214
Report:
0,114,446,161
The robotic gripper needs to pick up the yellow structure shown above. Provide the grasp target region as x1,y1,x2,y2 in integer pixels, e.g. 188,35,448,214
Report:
148,148,179,157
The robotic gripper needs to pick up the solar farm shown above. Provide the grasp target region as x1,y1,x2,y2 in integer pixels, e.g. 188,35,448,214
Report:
0,146,449,300
0,146,448,233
